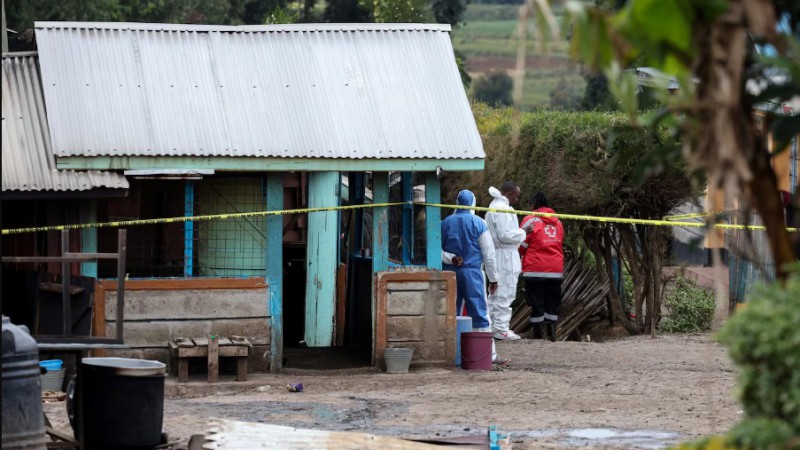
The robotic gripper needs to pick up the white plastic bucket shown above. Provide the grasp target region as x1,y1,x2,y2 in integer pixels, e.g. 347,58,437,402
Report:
41,368,65,392
383,348,413,373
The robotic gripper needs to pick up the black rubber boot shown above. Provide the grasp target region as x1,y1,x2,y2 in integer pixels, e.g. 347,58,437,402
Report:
545,320,557,342
531,323,544,340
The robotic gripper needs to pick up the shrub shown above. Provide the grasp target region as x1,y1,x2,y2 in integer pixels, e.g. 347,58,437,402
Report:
659,277,715,333
471,72,514,106
670,270,800,450
717,271,800,433
726,418,797,450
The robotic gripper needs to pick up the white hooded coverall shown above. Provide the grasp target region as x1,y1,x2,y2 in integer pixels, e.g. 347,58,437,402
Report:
485,186,526,334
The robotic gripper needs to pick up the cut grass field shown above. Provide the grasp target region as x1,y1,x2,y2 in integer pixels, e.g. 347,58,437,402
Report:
453,4,585,110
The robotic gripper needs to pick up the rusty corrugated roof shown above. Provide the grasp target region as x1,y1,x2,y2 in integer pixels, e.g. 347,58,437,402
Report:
2,52,128,192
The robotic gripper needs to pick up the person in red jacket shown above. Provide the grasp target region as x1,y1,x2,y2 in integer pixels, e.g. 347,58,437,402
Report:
519,192,564,341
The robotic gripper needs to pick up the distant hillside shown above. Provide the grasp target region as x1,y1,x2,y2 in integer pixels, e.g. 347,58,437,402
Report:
452,3,585,110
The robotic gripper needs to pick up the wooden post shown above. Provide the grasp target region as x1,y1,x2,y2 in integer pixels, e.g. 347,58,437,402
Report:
265,174,284,372
61,230,71,337
207,334,219,383
236,356,248,382
179,356,189,383
304,171,339,347
425,173,442,270
335,263,347,346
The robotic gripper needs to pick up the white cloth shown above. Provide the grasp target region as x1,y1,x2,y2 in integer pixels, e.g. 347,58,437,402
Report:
478,230,499,283
441,229,497,283
485,187,525,333
473,326,497,362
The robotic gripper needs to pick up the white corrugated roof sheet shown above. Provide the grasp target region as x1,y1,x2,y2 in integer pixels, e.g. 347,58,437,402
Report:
34,22,484,160
1,52,129,192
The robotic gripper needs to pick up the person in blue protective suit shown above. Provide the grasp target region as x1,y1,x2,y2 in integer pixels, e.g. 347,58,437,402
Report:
441,189,508,366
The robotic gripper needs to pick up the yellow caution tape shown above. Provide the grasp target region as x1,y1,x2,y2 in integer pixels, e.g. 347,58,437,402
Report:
663,210,730,221
419,203,799,233
2,202,797,235
0,203,405,235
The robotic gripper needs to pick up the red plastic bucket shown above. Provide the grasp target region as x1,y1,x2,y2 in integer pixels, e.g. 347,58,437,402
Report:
461,332,493,370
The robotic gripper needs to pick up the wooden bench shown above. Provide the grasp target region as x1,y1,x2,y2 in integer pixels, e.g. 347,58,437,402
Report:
169,335,251,383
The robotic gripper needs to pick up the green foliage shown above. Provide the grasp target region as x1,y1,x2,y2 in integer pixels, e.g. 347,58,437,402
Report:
717,271,800,432
549,77,581,111
622,266,634,313
264,5,300,23
726,418,797,450
323,0,372,22
365,0,431,23
432,0,467,27
659,277,715,333
462,4,520,22
454,50,473,90
581,72,617,111
454,104,691,219
670,273,800,450
472,71,514,106
5,0,290,50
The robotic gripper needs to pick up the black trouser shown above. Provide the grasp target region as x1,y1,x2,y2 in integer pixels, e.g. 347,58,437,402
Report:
524,277,562,323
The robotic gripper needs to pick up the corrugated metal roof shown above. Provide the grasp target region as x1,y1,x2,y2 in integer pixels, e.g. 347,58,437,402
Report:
34,22,484,161
2,52,129,192
202,418,445,449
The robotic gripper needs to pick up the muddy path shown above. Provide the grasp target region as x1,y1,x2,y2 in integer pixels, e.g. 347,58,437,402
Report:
43,333,739,449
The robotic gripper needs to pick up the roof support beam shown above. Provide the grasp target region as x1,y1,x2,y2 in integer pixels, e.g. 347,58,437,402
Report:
56,157,484,173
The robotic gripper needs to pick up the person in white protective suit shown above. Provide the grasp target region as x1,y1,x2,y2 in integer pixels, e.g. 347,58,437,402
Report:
485,182,526,340
441,190,509,366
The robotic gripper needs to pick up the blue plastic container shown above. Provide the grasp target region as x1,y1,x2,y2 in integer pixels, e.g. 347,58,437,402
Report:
455,316,473,367
39,360,63,371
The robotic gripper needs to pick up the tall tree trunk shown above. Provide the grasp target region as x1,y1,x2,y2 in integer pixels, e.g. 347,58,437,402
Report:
691,0,797,282
746,138,798,280
601,228,638,334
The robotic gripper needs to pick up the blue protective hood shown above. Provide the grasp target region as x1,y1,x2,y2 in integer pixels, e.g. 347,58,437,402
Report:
456,190,476,214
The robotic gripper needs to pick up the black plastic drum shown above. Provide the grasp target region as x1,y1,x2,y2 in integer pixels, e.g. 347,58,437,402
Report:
1,315,47,450
72,357,166,449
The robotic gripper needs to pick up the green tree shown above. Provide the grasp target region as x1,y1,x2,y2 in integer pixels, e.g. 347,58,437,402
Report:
446,105,695,335
323,0,371,22
5,0,289,51
581,72,616,111
364,0,430,23
568,0,800,279
472,71,513,106
432,0,466,27
549,77,580,111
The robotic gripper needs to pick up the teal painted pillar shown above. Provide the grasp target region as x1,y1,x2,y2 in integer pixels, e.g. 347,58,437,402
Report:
305,171,340,347
425,173,442,270
265,174,284,372
372,172,389,273
184,181,194,277
80,200,98,277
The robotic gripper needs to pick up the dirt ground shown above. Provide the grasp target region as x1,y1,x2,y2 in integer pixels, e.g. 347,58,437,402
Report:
43,332,740,449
